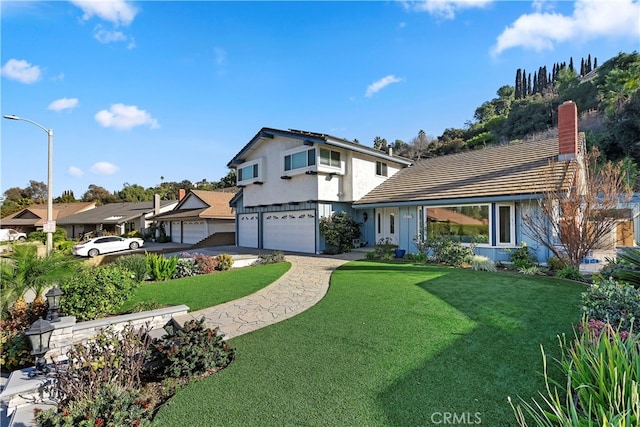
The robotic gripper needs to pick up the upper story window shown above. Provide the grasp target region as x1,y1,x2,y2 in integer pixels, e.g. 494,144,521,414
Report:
319,148,341,168
284,148,316,171
376,161,388,177
237,159,263,185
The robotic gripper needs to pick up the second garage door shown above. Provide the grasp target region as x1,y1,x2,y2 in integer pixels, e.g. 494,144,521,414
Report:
263,210,315,253
182,221,205,244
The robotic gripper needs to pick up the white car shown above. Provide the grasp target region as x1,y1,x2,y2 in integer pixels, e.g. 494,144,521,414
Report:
73,236,144,257
0,229,27,242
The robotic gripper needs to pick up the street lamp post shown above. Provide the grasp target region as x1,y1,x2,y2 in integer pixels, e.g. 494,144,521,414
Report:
3,115,54,255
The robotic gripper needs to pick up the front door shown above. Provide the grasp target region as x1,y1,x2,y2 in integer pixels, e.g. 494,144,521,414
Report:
375,208,398,244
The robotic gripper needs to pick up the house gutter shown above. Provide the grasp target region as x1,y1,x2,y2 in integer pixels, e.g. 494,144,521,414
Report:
352,193,544,209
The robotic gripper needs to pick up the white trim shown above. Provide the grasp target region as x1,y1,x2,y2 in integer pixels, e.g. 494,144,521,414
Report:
237,158,264,185
496,203,516,246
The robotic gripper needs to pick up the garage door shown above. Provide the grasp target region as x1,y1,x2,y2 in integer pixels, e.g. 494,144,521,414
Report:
182,221,205,244
238,214,258,248
170,221,181,243
263,210,315,253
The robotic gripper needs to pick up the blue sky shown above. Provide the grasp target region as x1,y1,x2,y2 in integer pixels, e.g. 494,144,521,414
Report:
1,0,639,199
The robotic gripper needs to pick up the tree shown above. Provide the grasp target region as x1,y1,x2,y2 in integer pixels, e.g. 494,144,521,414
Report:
23,180,48,204
117,183,153,202
521,148,632,268
373,136,387,151
82,184,116,205
218,170,237,188
55,190,77,203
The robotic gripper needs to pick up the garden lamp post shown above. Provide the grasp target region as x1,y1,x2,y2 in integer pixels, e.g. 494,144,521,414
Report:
25,317,54,377
2,114,54,256
45,285,64,322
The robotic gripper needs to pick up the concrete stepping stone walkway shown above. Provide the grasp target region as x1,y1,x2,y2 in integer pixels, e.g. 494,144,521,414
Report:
172,252,363,339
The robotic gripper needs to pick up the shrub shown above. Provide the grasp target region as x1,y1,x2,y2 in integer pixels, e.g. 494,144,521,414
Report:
148,318,235,378
405,252,428,263
60,265,138,321
123,230,144,239
508,243,536,269
254,251,285,265
216,254,234,271
51,325,151,403
0,318,31,371
370,238,397,261
35,383,154,427
546,256,569,271
113,254,149,282
430,237,473,267
555,266,586,282
195,253,218,273
319,212,361,254
470,255,496,272
27,227,68,245
518,266,539,276
582,277,640,332
145,252,178,281
173,258,200,279
610,247,640,289
510,321,640,426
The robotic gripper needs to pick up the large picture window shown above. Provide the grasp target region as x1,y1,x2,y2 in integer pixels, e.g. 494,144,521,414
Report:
425,205,489,244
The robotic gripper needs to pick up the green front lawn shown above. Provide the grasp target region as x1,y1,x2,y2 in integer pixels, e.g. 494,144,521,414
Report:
116,262,291,313
154,261,586,426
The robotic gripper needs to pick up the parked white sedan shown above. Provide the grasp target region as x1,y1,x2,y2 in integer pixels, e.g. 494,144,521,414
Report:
73,236,144,257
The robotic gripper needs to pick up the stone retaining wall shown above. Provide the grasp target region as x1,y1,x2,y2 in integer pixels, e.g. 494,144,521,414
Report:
47,305,189,360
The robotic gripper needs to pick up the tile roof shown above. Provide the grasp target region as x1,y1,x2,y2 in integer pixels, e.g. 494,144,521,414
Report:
153,190,236,220
56,201,175,225
354,134,583,206
1,202,96,226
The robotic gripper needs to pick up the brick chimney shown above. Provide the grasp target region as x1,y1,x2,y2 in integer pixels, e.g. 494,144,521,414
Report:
178,189,186,201
558,100,578,161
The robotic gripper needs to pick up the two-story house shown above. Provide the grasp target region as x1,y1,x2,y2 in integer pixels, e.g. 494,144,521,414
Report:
227,128,412,253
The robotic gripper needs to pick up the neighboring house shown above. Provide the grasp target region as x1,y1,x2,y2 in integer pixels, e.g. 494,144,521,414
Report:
354,100,615,263
0,202,96,234
227,127,412,253
56,197,177,239
152,189,237,245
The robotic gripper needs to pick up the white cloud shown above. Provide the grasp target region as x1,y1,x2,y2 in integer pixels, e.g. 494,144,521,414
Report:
48,97,79,112
94,103,160,130
365,75,403,98
405,0,492,19
70,0,138,26
1,59,42,84
492,0,640,55
68,166,84,177
90,162,119,175
94,25,127,43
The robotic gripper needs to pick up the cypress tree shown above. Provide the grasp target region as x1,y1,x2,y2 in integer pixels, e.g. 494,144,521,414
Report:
580,58,585,76
569,57,574,72
515,68,522,99
533,71,538,94
522,69,527,98
594,57,598,69
527,73,532,96
587,54,592,73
